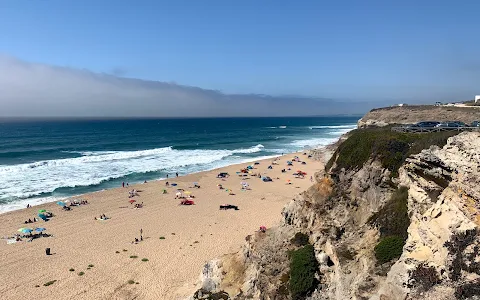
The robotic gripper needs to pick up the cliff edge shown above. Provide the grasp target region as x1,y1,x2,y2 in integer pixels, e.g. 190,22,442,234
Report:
358,105,480,128
188,126,480,300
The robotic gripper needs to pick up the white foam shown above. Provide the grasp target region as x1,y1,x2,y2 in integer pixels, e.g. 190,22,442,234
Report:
289,137,338,148
0,196,66,214
309,124,357,129
0,144,264,202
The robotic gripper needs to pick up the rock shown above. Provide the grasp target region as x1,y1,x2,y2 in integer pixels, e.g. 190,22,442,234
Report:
188,131,480,300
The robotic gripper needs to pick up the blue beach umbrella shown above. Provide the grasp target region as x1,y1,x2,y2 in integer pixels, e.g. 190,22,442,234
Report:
35,227,46,232
56,201,66,207
18,228,33,234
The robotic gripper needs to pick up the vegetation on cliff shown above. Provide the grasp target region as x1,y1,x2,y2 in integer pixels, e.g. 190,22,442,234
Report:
289,244,319,299
325,127,458,177
370,186,410,263
374,236,405,264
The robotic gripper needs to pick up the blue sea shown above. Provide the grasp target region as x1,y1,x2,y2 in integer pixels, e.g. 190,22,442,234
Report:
0,116,359,212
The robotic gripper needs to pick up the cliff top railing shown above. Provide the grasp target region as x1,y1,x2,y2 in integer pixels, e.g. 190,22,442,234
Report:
392,126,480,133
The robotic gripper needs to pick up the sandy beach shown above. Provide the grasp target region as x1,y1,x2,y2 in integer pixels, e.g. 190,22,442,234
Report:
0,152,325,299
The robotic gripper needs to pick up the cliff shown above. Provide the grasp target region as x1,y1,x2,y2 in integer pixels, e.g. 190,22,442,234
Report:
189,128,480,300
358,106,480,128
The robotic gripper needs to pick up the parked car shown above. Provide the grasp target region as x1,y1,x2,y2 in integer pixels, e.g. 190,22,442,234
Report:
472,121,480,127
411,121,440,128
435,121,466,128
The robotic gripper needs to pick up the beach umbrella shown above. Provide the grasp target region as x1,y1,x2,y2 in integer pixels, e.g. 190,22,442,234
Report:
38,209,46,213
18,228,33,234
56,201,66,207
35,227,46,232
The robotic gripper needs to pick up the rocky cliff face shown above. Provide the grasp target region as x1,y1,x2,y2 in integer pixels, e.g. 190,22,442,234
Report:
189,132,480,300
358,106,480,128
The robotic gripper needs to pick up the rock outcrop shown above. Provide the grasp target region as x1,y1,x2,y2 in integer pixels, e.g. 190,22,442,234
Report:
190,131,480,300
358,106,480,128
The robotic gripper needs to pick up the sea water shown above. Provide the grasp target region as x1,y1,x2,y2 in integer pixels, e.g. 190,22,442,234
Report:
0,116,359,212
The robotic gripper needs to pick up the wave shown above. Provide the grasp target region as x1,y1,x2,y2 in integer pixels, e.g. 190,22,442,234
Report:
289,137,339,148
265,126,287,129
0,144,265,201
309,124,357,130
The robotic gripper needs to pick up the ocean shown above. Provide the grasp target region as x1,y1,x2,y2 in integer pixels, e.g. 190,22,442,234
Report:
0,116,359,212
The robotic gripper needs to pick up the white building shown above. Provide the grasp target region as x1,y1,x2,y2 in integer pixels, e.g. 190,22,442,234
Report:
475,95,480,103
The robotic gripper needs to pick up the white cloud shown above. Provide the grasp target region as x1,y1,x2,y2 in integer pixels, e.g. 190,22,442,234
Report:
0,55,386,117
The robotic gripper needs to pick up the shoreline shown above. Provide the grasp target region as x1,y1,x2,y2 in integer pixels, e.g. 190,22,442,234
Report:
0,147,329,299
0,153,287,215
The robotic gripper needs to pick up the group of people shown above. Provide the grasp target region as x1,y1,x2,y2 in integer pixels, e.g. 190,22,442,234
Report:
70,199,88,206
128,189,139,198
94,214,109,220
134,202,144,209
132,228,143,244
24,217,38,224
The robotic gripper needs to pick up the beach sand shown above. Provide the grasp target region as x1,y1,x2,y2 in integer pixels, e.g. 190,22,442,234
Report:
0,152,324,299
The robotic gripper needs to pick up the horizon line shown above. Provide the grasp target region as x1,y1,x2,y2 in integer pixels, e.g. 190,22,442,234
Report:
0,114,363,122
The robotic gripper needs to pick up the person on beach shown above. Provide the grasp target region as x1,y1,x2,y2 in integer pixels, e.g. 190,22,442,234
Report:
166,174,169,179
176,172,178,177
122,182,125,188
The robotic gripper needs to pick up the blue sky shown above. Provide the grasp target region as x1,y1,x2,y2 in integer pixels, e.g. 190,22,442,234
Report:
0,0,479,101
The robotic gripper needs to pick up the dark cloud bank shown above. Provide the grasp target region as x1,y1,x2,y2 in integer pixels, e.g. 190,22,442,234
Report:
0,55,408,118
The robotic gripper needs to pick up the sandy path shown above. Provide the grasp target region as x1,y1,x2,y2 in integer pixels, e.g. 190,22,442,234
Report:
0,152,323,299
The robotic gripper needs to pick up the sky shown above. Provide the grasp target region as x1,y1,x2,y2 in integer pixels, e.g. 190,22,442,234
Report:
0,0,479,117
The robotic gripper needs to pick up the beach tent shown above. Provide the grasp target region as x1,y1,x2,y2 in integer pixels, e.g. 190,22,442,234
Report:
38,214,48,221
56,201,66,207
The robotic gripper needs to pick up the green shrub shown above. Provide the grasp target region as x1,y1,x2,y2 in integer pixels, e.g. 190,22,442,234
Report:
69,268,75,272
127,280,135,284
130,255,138,259
88,264,94,268
369,186,410,240
43,280,57,286
374,236,404,264
159,236,165,240
78,272,85,276
141,258,149,262
326,127,457,178
289,244,319,299
291,232,309,246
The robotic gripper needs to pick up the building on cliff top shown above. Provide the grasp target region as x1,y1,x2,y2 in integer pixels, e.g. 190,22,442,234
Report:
475,95,480,103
